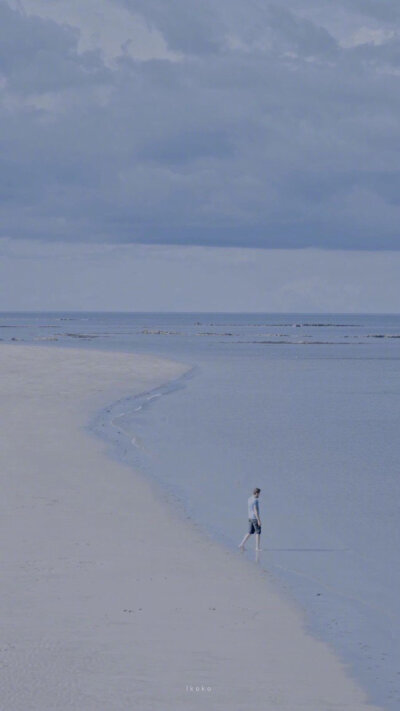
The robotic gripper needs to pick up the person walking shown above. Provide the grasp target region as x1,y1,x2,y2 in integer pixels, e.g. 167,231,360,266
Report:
239,488,262,551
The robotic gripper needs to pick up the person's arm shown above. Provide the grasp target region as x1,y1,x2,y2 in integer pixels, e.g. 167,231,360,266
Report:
255,499,261,525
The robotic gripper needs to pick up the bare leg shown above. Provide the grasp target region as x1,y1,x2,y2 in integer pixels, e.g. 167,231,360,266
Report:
255,533,261,551
239,533,251,550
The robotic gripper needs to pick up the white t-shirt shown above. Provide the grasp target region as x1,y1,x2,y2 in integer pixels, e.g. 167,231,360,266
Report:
248,495,260,520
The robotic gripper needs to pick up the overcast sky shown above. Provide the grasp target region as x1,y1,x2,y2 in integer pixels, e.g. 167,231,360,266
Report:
1,0,399,310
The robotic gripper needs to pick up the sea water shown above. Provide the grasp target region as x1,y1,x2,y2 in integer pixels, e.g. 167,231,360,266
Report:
1,312,399,709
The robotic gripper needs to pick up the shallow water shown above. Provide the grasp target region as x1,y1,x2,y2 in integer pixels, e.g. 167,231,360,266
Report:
2,311,400,709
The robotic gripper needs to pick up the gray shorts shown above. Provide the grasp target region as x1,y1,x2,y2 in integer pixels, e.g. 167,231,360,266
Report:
248,518,261,535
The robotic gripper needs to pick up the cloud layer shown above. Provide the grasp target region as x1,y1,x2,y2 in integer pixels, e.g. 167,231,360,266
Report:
1,0,400,248
2,239,400,312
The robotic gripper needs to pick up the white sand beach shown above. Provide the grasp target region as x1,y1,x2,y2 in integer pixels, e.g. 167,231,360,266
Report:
0,344,381,711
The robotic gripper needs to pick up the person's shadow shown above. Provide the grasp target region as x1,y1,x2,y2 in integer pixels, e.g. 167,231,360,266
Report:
262,548,349,552
255,547,348,564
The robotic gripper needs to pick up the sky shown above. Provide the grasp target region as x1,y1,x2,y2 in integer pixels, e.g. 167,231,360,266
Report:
1,0,400,311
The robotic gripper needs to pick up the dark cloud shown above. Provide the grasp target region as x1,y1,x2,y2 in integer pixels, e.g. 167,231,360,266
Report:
115,0,225,54
340,0,400,23
1,0,400,248
0,4,107,92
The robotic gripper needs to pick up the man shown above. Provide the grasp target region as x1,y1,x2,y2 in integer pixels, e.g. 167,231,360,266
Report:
239,488,262,552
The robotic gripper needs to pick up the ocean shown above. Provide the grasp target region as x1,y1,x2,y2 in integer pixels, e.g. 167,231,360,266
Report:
2,311,399,710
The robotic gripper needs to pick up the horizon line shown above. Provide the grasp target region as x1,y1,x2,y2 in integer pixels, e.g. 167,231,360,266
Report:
1,310,400,316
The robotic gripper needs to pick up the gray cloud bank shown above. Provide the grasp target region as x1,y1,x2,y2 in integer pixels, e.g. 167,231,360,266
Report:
1,0,400,248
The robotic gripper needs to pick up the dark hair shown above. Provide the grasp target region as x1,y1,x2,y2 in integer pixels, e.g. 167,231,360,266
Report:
253,487,261,495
